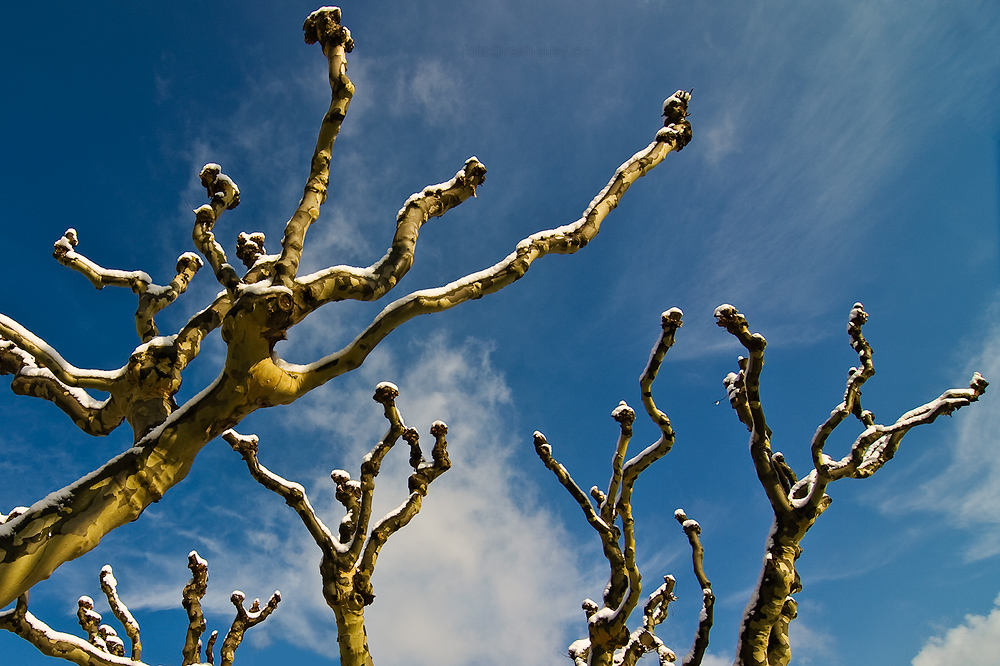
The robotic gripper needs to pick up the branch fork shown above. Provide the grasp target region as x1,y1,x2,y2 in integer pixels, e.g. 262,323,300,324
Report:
225,381,451,666
716,303,986,666
0,4,690,611
0,553,278,666
536,309,712,666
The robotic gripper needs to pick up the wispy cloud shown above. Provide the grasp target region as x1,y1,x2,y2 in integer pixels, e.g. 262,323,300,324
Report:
647,0,1000,351
888,293,1000,560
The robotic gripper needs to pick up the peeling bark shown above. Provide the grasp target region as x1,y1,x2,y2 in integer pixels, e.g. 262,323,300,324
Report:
715,303,987,666
225,383,449,666
0,5,689,609
536,309,712,666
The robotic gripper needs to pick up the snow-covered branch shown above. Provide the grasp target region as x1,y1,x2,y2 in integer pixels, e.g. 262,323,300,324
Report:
715,304,789,517
0,4,689,611
717,303,987,666
297,157,487,310
226,382,450,666
192,164,242,295
536,310,709,666
273,6,355,288
0,553,276,666
674,510,714,666
281,95,692,398
53,228,204,341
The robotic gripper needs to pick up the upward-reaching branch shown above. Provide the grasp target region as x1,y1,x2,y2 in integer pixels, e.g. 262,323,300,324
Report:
716,303,986,666
274,6,355,287
226,382,451,666
0,552,277,666
0,5,690,608
537,309,711,666
53,228,204,342
278,95,692,399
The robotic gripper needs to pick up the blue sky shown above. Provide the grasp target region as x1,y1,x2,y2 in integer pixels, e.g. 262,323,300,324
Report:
1,1,999,665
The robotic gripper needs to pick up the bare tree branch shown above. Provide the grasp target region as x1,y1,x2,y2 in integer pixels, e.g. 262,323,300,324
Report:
714,304,789,518
716,303,987,666
536,309,709,666
280,98,692,398
675,510,714,666
99,566,140,661
53,228,204,342
192,163,242,295
0,5,689,609
227,382,450,666
298,157,487,309
1,553,274,666
223,431,338,555
274,6,355,288
181,552,209,665
218,591,280,666
0,594,137,666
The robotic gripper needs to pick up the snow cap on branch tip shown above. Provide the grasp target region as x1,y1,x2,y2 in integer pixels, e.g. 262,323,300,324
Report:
430,420,448,437
199,163,240,210
199,163,221,186
236,232,267,268
373,382,399,403
331,469,351,483
848,302,868,329
532,431,552,455
176,252,204,273
659,89,693,149
661,90,691,125
713,303,744,327
971,372,989,392
461,156,488,190
187,551,208,570
612,400,636,424
303,6,354,52
661,307,683,330
52,229,78,257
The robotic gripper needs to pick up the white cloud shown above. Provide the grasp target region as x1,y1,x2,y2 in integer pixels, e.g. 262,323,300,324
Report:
113,334,590,666
699,652,734,666
912,592,1000,666
789,619,835,664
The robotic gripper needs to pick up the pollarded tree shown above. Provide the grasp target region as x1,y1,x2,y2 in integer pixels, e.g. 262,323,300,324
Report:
0,381,450,666
713,302,986,666
0,551,280,666
0,4,692,616
533,309,714,666
224,382,454,666
539,305,984,666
